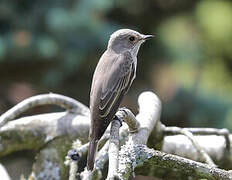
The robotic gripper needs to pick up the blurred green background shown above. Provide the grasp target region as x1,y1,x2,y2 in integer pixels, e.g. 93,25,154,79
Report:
1,0,232,179
0,0,232,130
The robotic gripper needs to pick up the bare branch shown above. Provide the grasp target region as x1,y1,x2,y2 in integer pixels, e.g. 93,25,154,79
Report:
95,141,109,170
0,93,89,128
0,163,11,180
117,91,162,178
80,141,110,179
69,161,78,180
91,123,129,172
65,140,83,180
182,128,231,160
164,127,231,155
130,91,162,145
80,169,93,180
164,126,216,167
107,119,121,180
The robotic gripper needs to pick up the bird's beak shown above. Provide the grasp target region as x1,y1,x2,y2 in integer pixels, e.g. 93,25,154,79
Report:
142,34,154,41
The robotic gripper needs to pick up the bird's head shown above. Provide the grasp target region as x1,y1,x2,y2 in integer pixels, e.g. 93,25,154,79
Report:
107,29,153,56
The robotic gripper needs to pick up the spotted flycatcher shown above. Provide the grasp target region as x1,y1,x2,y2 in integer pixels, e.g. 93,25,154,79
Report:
87,29,153,170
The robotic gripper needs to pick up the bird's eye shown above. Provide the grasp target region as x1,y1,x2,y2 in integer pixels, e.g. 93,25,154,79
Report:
129,36,135,42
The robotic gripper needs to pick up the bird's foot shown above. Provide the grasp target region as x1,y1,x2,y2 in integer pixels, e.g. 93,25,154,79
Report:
118,107,129,119
118,107,129,115
113,114,123,127
114,107,129,126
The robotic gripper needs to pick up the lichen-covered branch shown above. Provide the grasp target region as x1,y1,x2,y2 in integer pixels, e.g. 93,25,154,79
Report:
0,91,232,180
116,92,230,179
0,112,90,156
119,144,232,180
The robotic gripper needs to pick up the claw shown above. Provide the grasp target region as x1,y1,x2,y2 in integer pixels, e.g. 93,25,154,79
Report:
118,107,128,115
113,115,123,127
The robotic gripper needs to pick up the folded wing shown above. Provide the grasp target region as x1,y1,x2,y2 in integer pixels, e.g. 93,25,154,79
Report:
99,51,135,118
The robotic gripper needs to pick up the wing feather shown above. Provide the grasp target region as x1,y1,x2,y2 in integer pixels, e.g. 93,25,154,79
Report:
99,51,135,118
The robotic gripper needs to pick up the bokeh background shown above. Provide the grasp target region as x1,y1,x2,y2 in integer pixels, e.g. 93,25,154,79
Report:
0,0,232,179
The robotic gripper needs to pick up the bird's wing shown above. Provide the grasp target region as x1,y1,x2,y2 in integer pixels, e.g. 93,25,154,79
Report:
99,51,135,118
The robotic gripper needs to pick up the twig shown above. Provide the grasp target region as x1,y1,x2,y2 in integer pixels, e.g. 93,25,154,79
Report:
186,128,230,158
107,119,121,180
69,161,78,180
75,142,89,155
181,128,230,136
165,127,231,162
68,134,111,180
0,163,11,180
0,93,89,128
95,141,109,170
80,168,93,180
74,133,110,154
65,140,82,180
80,142,110,180
92,122,129,171
164,126,216,167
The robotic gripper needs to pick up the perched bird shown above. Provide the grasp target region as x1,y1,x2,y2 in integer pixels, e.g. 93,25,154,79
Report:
87,29,153,170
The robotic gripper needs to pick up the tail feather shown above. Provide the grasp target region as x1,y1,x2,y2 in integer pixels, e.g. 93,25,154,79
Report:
87,139,99,171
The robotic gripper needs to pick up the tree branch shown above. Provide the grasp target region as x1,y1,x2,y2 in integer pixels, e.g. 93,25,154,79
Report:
119,144,232,180
1,91,232,179
164,126,216,167
0,163,11,180
117,92,162,178
164,127,231,155
0,93,89,128
0,112,90,156
107,119,121,180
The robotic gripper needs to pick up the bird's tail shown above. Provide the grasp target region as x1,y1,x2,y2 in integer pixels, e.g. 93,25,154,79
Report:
87,139,99,171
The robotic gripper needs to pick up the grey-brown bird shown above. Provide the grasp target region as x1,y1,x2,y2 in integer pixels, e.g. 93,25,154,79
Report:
87,29,153,171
